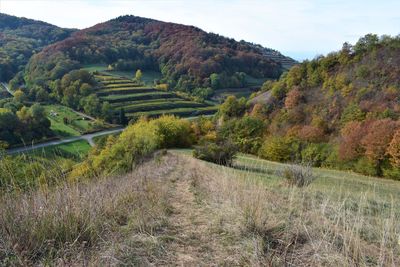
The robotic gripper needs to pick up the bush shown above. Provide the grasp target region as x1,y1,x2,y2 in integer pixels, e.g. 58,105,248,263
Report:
218,116,265,154
354,157,378,176
301,143,332,167
281,163,316,187
259,136,296,162
69,115,193,179
193,140,238,166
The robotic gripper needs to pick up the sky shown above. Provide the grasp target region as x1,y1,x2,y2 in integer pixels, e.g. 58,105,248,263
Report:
1,0,400,61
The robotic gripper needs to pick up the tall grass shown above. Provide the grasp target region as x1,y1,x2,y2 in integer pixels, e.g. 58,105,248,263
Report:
0,153,176,265
185,154,400,266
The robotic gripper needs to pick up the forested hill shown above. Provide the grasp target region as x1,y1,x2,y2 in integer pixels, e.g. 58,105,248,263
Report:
0,13,76,81
250,34,400,178
24,15,295,93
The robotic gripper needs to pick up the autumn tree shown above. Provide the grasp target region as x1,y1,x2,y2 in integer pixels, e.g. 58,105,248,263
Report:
339,121,365,161
387,129,400,167
298,125,325,143
284,88,302,109
360,119,399,175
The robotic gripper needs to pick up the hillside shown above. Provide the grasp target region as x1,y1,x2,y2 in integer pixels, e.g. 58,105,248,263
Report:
0,13,75,81
23,15,295,99
94,72,217,120
1,151,399,265
248,34,400,178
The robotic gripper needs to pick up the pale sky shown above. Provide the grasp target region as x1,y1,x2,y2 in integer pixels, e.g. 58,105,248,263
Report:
1,0,400,61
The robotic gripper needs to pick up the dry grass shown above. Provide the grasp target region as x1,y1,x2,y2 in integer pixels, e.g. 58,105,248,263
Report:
0,152,399,266
0,153,177,266
181,154,400,266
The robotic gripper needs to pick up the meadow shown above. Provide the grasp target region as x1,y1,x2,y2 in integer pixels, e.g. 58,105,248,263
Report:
44,105,106,137
82,64,162,86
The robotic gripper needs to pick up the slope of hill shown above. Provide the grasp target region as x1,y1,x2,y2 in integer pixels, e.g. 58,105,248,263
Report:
94,72,218,120
23,15,295,98
0,13,76,81
249,34,400,178
1,151,398,265
250,43,298,70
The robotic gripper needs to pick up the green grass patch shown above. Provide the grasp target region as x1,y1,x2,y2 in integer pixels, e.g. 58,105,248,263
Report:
121,100,206,113
100,92,177,103
128,106,218,118
44,105,103,137
97,87,156,96
212,87,257,101
23,140,92,161
110,98,183,108
175,149,400,203
83,64,162,86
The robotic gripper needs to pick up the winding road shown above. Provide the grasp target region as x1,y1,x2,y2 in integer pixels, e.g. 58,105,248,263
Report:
1,81,125,155
1,82,14,96
6,128,124,155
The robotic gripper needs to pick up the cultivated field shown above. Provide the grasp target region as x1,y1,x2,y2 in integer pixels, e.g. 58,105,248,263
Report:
94,73,218,120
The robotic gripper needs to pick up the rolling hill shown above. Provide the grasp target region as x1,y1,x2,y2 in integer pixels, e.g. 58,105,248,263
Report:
0,13,76,81
23,15,296,97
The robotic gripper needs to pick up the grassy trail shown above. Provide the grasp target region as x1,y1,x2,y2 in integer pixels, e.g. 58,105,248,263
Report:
1,152,399,265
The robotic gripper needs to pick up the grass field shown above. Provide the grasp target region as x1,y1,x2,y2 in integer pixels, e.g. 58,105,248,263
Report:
44,105,104,137
82,64,162,86
211,87,259,103
174,149,400,199
25,140,92,161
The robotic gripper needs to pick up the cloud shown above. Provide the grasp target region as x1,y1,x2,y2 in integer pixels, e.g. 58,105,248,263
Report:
2,0,400,60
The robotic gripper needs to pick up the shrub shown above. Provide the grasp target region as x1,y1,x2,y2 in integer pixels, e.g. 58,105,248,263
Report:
354,157,378,176
193,140,238,166
258,136,295,162
281,163,316,187
218,116,265,154
382,167,400,180
301,143,332,167
69,115,193,179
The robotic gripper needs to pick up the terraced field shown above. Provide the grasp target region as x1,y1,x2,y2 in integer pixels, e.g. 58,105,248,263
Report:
95,73,218,120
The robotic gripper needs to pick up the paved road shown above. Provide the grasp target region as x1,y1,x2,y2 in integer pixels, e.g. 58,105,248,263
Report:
6,128,124,155
1,82,13,96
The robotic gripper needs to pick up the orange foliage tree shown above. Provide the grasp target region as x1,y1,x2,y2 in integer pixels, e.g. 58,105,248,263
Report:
387,129,400,167
284,88,302,109
339,121,365,161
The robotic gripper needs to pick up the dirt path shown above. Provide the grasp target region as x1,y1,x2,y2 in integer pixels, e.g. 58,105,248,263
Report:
160,157,236,266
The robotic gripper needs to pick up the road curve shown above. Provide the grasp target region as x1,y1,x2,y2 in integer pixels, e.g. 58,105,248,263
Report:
6,128,124,155
1,82,14,96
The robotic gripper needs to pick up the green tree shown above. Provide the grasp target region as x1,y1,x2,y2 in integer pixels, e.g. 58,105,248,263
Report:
218,96,246,119
210,73,220,89
81,94,101,117
135,69,143,84
14,89,27,103
101,102,113,122
259,136,294,162
119,108,128,125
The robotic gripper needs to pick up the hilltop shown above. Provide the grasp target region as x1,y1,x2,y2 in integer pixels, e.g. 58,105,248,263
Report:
0,13,76,81
23,15,295,96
